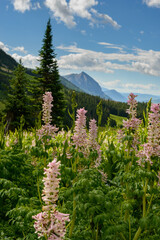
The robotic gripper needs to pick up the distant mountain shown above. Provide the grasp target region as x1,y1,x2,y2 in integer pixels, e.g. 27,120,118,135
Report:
102,87,127,102
122,92,160,103
60,76,83,92
64,72,111,99
0,49,17,71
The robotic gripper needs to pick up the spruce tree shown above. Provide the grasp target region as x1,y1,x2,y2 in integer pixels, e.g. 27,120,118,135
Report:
36,18,65,128
6,60,28,129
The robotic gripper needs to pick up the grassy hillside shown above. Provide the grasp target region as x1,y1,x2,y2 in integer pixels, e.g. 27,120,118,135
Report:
110,114,127,127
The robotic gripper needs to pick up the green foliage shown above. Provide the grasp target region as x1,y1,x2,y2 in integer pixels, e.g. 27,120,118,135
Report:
5,60,29,130
96,100,103,127
110,114,127,127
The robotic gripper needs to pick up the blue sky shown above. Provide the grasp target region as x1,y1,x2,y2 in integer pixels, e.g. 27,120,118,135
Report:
0,0,160,95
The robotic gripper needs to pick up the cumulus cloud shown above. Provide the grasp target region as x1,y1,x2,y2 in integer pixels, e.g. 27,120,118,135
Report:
143,0,160,7
124,82,156,90
12,46,27,54
69,0,98,19
90,9,121,29
12,0,31,12
101,79,121,88
44,0,76,28
98,42,124,52
0,42,9,52
11,0,40,13
101,79,156,93
11,0,121,29
44,0,121,29
57,44,160,77
12,53,39,69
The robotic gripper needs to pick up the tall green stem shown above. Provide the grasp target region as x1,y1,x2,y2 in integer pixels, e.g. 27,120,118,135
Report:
133,164,150,240
129,216,131,240
96,223,98,240
69,192,76,238
37,176,42,207
133,227,142,240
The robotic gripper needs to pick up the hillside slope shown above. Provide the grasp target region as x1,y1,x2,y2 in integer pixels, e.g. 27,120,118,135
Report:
64,71,111,99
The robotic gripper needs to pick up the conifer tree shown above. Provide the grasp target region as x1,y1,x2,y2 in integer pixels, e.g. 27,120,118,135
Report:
36,18,65,127
6,60,28,129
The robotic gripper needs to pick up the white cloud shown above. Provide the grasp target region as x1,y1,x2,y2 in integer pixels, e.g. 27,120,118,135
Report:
44,0,76,28
123,82,156,90
81,30,86,35
101,79,121,88
57,44,160,76
12,0,31,12
32,2,41,10
0,42,9,52
98,42,124,52
12,46,27,54
90,9,121,29
143,0,160,7
11,0,121,29
100,79,156,93
44,0,121,29
12,53,39,69
69,0,98,19
11,0,40,12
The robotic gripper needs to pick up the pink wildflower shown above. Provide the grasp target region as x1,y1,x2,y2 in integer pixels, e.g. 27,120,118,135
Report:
147,103,160,151
120,93,141,151
33,210,69,240
32,159,69,239
37,124,59,140
88,119,101,166
117,129,124,143
88,119,98,147
72,108,88,150
123,93,141,130
42,159,61,211
137,103,160,166
37,92,59,140
126,93,138,118
42,92,53,125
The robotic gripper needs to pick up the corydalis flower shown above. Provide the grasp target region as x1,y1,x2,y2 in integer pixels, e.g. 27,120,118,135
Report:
37,124,59,140
32,159,69,240
88,119,101,166
126,93,138,119
123,93,141,130
42,159,61,211
37,92,59,140
120,93,141,152
42,92,53,125
33,210,69,240
137,103,160,166
72,108,88,150
148,103,160,150
88,119,98,147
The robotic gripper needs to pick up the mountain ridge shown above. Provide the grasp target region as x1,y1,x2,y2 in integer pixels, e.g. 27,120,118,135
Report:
64,71,111,99
0,48,81,95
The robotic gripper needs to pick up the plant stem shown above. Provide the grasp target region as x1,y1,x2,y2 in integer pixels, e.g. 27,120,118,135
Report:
133,227,142,240
37,176,42,207
133,164,150,240
69,192,76,238
96,222,98,240
129,215,131,240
